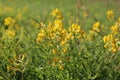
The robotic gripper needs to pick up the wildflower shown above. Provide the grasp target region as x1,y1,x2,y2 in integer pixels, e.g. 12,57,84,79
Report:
103,34,113,43
6,30,15,38
104,43,109,48
77,30,86,39
103,36,108,43
36,30,45,43
110,24,119,35
53,26,59,32
69,23,81,34
107,10,114,21
51,8,63,19
112,46,117,52
60,39,67,46
92,21,100,32
59,64,64,70
36,37,42,43
103,34,119,53
4,17,15,26
66,33,74,40
38,33,44,38
54,19,63,28
60,29,66,37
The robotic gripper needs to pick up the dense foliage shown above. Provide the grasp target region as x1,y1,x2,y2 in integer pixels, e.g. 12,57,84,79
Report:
0,0,120,80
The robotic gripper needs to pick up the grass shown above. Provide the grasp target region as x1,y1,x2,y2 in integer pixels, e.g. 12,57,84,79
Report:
0,0,120,80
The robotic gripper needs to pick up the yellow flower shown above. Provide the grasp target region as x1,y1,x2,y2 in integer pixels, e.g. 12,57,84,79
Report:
53,26,59,32
36,37,42,43
112,47,117,52
107,10,114,21
66,33,74,40
61,28,66,34
69,23,81,34
103,34,113,43
4,17,15,26
110,24,119,35
103,34,119,52
60,40,67,46
38,33,44,38
59,64,64,70
6,30,15,38
37,33,44,42
104,44,109,48
108,35,114,41
51,8,63,19
103,36,108,43
92,21,100,32
36,29,45,43
54,19,63,28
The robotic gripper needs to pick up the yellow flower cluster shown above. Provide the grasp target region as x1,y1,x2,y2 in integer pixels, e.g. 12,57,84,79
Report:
103,18,120,52
86,21,101,41
36,30,45,43
36,8,120,70
36,20,85,45
107,10,114,21
69,24,81,34
36,9,86,70
51,8,63,19
111,24,119,35
6,30,16,38
103,35,119,52
92,21,100,32
4,17,15,27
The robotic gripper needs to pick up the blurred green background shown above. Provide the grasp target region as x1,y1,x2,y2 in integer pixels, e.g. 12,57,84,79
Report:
0,0,119,30
0,0,119,17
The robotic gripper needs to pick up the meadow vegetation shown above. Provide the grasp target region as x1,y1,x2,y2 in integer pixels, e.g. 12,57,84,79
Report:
0,0,120,80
